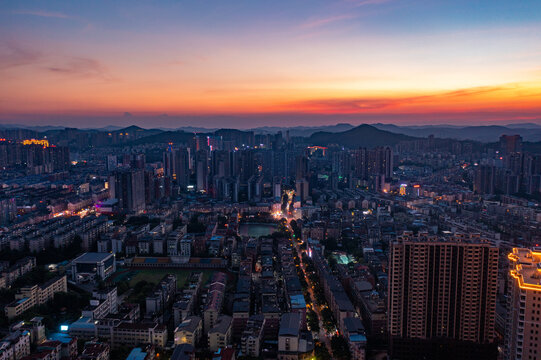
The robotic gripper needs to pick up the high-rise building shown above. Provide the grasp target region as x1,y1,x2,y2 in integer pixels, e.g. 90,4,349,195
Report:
375,146,393,180
474,165,496,194
163,147,190,188
295,155,309,181
500,135,523,155
295,179,309,202
388,232,499,359
233,150,255,183
195,149,209,192
211,150,232,178
0,197,16,226
351,147,393,181
107,155,118,171
109,169,145,213
504,247,541,360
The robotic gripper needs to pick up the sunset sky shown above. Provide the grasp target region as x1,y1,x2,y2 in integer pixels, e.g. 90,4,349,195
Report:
1,0,541,128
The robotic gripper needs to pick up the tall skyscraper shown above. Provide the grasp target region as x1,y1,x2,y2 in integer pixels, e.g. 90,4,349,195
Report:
388,232,499,359
163,147,190,188
195,149,209,192
109,169,145,213
295,155,309,181
211,150,232,178
474,165,496,194
107,154,118,171
375,146,393,180
351,147,393,181
233,150,255,183
500,135,523,155
505,247,541,360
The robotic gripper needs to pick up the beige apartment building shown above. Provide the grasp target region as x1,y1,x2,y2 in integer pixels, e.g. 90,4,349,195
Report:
208,315,232,352
174,315,202,346
112,322,167,349
505,247,541,360
388,232,498,358
5,276,67,319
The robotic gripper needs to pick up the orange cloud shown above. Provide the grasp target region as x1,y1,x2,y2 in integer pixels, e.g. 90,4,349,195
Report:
278,83,541,115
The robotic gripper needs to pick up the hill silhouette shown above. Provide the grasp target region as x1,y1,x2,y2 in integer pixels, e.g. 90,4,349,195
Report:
309,124,415,148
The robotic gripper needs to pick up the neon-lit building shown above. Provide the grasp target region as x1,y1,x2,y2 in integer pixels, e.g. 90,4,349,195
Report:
22,139,49,148
505,247,541,360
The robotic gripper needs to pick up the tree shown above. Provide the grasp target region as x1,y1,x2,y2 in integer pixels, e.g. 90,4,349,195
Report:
307,309,320,333
321,307,336,332
331,335,351,360
314,341,331,360
172,218,183,230
126,215,151,226
117,280,130,295
187,215,206,233
328,256,338,269
323,237,337,251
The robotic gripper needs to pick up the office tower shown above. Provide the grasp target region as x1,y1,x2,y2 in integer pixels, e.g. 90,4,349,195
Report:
500,135,523,155
195,149,209,192
388,232,498,359
474,165,496,194
505,247,541,360
109,169,145,213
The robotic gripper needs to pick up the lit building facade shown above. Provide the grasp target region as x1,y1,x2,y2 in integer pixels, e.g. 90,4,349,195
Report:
505,247,541,360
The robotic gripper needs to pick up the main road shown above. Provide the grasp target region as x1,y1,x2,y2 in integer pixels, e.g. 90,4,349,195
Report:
286,217,334,357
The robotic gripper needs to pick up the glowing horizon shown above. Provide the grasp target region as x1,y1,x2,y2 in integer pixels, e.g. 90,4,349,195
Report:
1,0,541,127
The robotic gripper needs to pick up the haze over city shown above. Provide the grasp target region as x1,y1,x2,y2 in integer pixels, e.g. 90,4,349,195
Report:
1,0,541,127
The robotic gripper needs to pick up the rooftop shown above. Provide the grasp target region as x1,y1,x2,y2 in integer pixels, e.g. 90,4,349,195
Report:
508,247,541,290
208,315,232,335
175,316,201,333
279,313,301,337
73,252,114,263
126,348,149,360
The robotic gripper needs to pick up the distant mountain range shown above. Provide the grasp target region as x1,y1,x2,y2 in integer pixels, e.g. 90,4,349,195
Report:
251,123,356,137
3,122,541,142
370,123,541,142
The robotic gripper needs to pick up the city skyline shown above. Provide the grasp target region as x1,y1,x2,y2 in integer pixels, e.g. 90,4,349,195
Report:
2,2,541,359
2,0,541,127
